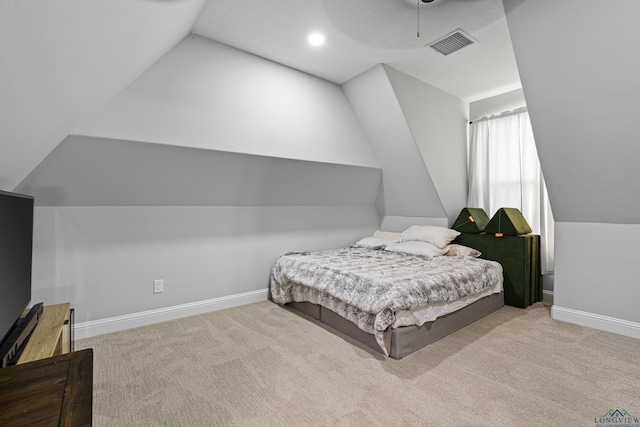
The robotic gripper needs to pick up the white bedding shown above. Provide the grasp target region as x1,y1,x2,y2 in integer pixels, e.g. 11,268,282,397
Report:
391,280,503,328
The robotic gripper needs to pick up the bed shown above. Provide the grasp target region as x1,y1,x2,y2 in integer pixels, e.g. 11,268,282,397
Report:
269,225,505,359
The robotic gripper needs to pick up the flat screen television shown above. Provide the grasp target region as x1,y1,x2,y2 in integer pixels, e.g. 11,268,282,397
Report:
0,190,34,345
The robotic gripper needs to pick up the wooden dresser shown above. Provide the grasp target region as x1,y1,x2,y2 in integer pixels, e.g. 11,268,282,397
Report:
0,303,93,426
17,303,72,364
0,349,93,426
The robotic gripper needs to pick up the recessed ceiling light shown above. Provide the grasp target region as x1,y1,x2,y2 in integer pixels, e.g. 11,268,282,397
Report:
308,32,325,47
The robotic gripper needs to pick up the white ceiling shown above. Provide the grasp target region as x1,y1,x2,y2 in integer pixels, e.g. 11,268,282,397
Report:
193,0,522,101
0,0,520,190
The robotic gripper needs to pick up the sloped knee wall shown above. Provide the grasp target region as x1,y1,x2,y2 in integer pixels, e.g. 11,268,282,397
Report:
21,136,381,325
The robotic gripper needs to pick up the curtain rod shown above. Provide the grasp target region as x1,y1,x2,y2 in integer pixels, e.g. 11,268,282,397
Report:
469,106,527,124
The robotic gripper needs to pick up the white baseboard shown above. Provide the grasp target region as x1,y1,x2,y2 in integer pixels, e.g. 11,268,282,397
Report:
73,289,269,340
551,305,640,340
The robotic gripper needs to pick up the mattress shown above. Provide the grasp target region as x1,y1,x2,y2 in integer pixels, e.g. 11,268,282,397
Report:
391,280,502,328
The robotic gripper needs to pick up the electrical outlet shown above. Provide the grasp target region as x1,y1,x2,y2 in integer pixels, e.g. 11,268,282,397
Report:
153,279,164,294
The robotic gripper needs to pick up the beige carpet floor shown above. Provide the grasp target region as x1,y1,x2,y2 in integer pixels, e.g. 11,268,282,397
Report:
76,301,640,426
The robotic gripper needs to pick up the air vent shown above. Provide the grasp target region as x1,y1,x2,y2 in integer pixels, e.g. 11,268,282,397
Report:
428,29,475,56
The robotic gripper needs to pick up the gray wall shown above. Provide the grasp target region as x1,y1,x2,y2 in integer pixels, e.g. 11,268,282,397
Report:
342,65,448,225
504,0,640,335
504,0,640,224
17,136,381,208
23,35,468,330
385,65,469,225
32,205,377,323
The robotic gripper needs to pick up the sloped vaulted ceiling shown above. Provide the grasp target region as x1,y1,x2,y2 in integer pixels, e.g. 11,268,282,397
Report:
2,0,521,197
17,37,383,209
504,0,640,223
0,0,207,191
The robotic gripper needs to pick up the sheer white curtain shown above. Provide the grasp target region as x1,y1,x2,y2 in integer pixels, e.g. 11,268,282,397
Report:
468,107,554,273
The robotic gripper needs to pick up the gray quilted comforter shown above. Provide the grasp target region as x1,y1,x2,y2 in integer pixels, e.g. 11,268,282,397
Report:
270,247,503,355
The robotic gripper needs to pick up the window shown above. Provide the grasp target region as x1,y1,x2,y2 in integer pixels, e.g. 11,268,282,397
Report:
468,107,554,273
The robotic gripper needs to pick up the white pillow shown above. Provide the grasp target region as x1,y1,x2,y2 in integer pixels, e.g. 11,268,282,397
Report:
401,225,460,249
372,229,402,241
384,241,449,257
354,237,395,249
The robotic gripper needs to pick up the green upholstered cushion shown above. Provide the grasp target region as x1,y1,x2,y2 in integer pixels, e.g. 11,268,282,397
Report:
485,208,532,236
451,208,490,233
455,233,542,308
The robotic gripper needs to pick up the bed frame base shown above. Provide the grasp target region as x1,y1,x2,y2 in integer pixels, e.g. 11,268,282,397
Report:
287,292,504,359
